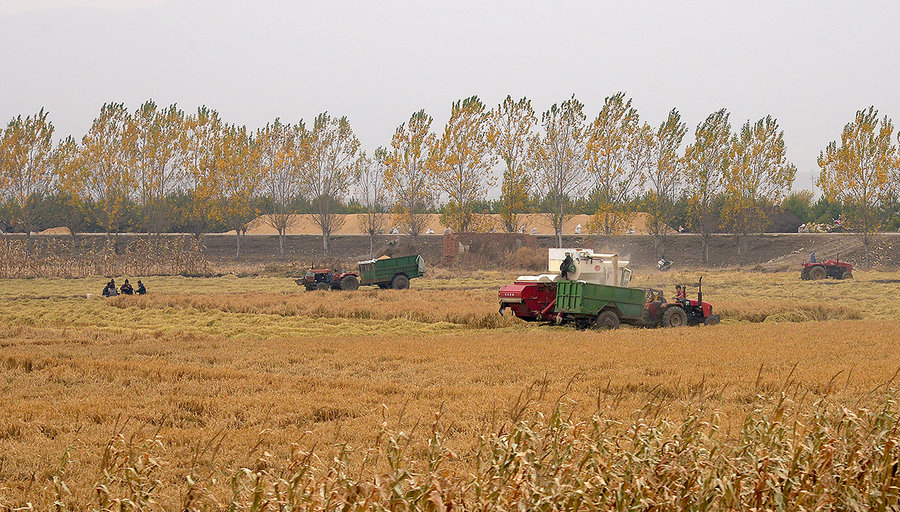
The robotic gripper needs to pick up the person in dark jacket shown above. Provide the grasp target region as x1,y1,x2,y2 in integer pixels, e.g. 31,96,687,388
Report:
560,253,575,280
120,279,134,295
136,280,147,295
102,279,118,297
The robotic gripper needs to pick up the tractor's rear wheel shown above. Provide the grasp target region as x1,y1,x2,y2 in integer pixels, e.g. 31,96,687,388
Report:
841,270,853,280
315,282,330,291
641,308,660,328
391,274,410,290
593,310,620,330
340,275,359,291
662,307,688,328
810,265,826,280
704,314,721,326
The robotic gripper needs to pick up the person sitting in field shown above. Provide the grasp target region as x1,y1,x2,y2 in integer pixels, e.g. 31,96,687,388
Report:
120,279,134,295
136,280,147,295
102,279,118,297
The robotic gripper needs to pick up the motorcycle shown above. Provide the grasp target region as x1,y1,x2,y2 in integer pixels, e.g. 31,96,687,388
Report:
657,258,673,272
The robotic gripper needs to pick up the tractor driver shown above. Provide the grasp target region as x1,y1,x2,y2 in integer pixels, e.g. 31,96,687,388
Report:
674,284,686,301
560,253,575,280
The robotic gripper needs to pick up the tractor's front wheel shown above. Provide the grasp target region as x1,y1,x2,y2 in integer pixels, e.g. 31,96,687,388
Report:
841,270,853,280
800,267,811,280
315,282,330,291
704,314,721,326
340,275,359,291
662,307,688,328
391,274,410,290
593,310,620,330
810,265,827,280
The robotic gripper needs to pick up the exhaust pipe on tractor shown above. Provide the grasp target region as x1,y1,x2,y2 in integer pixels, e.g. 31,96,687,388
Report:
698,276,703,304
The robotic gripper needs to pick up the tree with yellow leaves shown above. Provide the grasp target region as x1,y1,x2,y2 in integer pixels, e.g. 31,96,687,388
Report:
218,124,261,257
818,106,897,267
529,95,588,247
127,101,184,236
723,116,796,265
430,96,497,233
182,106,224,238
51,136,89,257
297,113,360,257
585,93,649,234
0,109,55,252
82,102,134,242
384,110,436,236
490,96,535,233
646,109,687,258
258,119,303,257
684,109,731,264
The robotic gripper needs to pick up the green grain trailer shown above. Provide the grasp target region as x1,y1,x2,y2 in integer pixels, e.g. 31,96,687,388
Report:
554,280,647,329
358,254,425,289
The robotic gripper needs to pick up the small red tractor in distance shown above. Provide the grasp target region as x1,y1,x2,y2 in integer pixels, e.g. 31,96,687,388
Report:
642,276,720,327
801,258,853,280
298,269,359,291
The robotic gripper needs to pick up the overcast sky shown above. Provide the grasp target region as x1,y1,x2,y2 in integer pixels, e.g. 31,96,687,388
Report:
2,0,899,195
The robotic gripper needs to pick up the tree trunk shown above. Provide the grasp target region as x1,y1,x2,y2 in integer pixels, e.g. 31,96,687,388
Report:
70,231,78,259
323,231,330,259
369,234,374,259
278,230,285,258
701,233,709,265
235,231,242,258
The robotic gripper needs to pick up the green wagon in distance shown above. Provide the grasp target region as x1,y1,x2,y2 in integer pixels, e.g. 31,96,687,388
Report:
358,254,425,289
554,280,648,330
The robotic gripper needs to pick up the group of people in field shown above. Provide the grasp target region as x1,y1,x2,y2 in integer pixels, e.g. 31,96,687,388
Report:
102,278,146,297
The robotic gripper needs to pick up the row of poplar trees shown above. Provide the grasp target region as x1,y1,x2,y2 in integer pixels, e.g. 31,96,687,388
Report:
1,95,898,261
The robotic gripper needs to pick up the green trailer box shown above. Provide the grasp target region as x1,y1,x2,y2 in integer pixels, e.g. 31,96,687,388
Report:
554,280,646,326
358,254,425,289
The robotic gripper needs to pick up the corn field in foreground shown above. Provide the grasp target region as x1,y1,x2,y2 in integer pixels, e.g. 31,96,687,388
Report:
2,393,898,511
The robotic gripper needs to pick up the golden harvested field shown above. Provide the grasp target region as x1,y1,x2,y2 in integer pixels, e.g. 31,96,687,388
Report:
1,269,899,509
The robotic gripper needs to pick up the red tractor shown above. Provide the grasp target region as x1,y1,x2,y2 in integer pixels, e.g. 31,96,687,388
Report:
642,276,720,327
297,268,360,291
801,259,852,280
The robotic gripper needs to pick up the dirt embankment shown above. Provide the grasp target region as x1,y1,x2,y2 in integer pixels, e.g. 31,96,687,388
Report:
6,232,899,271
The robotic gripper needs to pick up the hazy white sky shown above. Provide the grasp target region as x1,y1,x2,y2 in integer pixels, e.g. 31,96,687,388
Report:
2,0,899,194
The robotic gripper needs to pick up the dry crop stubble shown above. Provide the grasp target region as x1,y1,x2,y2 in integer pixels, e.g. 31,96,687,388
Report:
0,269,899,507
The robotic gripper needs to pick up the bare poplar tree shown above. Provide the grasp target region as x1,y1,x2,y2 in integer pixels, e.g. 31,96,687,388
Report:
298,113,360,257
258,119,303,257
529,95,588,247
356,148,389,257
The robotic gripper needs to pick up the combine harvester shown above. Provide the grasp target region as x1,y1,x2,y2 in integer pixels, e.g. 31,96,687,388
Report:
498,249,633,322
499,249,719,329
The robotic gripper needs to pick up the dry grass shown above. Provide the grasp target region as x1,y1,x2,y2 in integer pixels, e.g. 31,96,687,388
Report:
0,236,209,278
0,269,899,508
